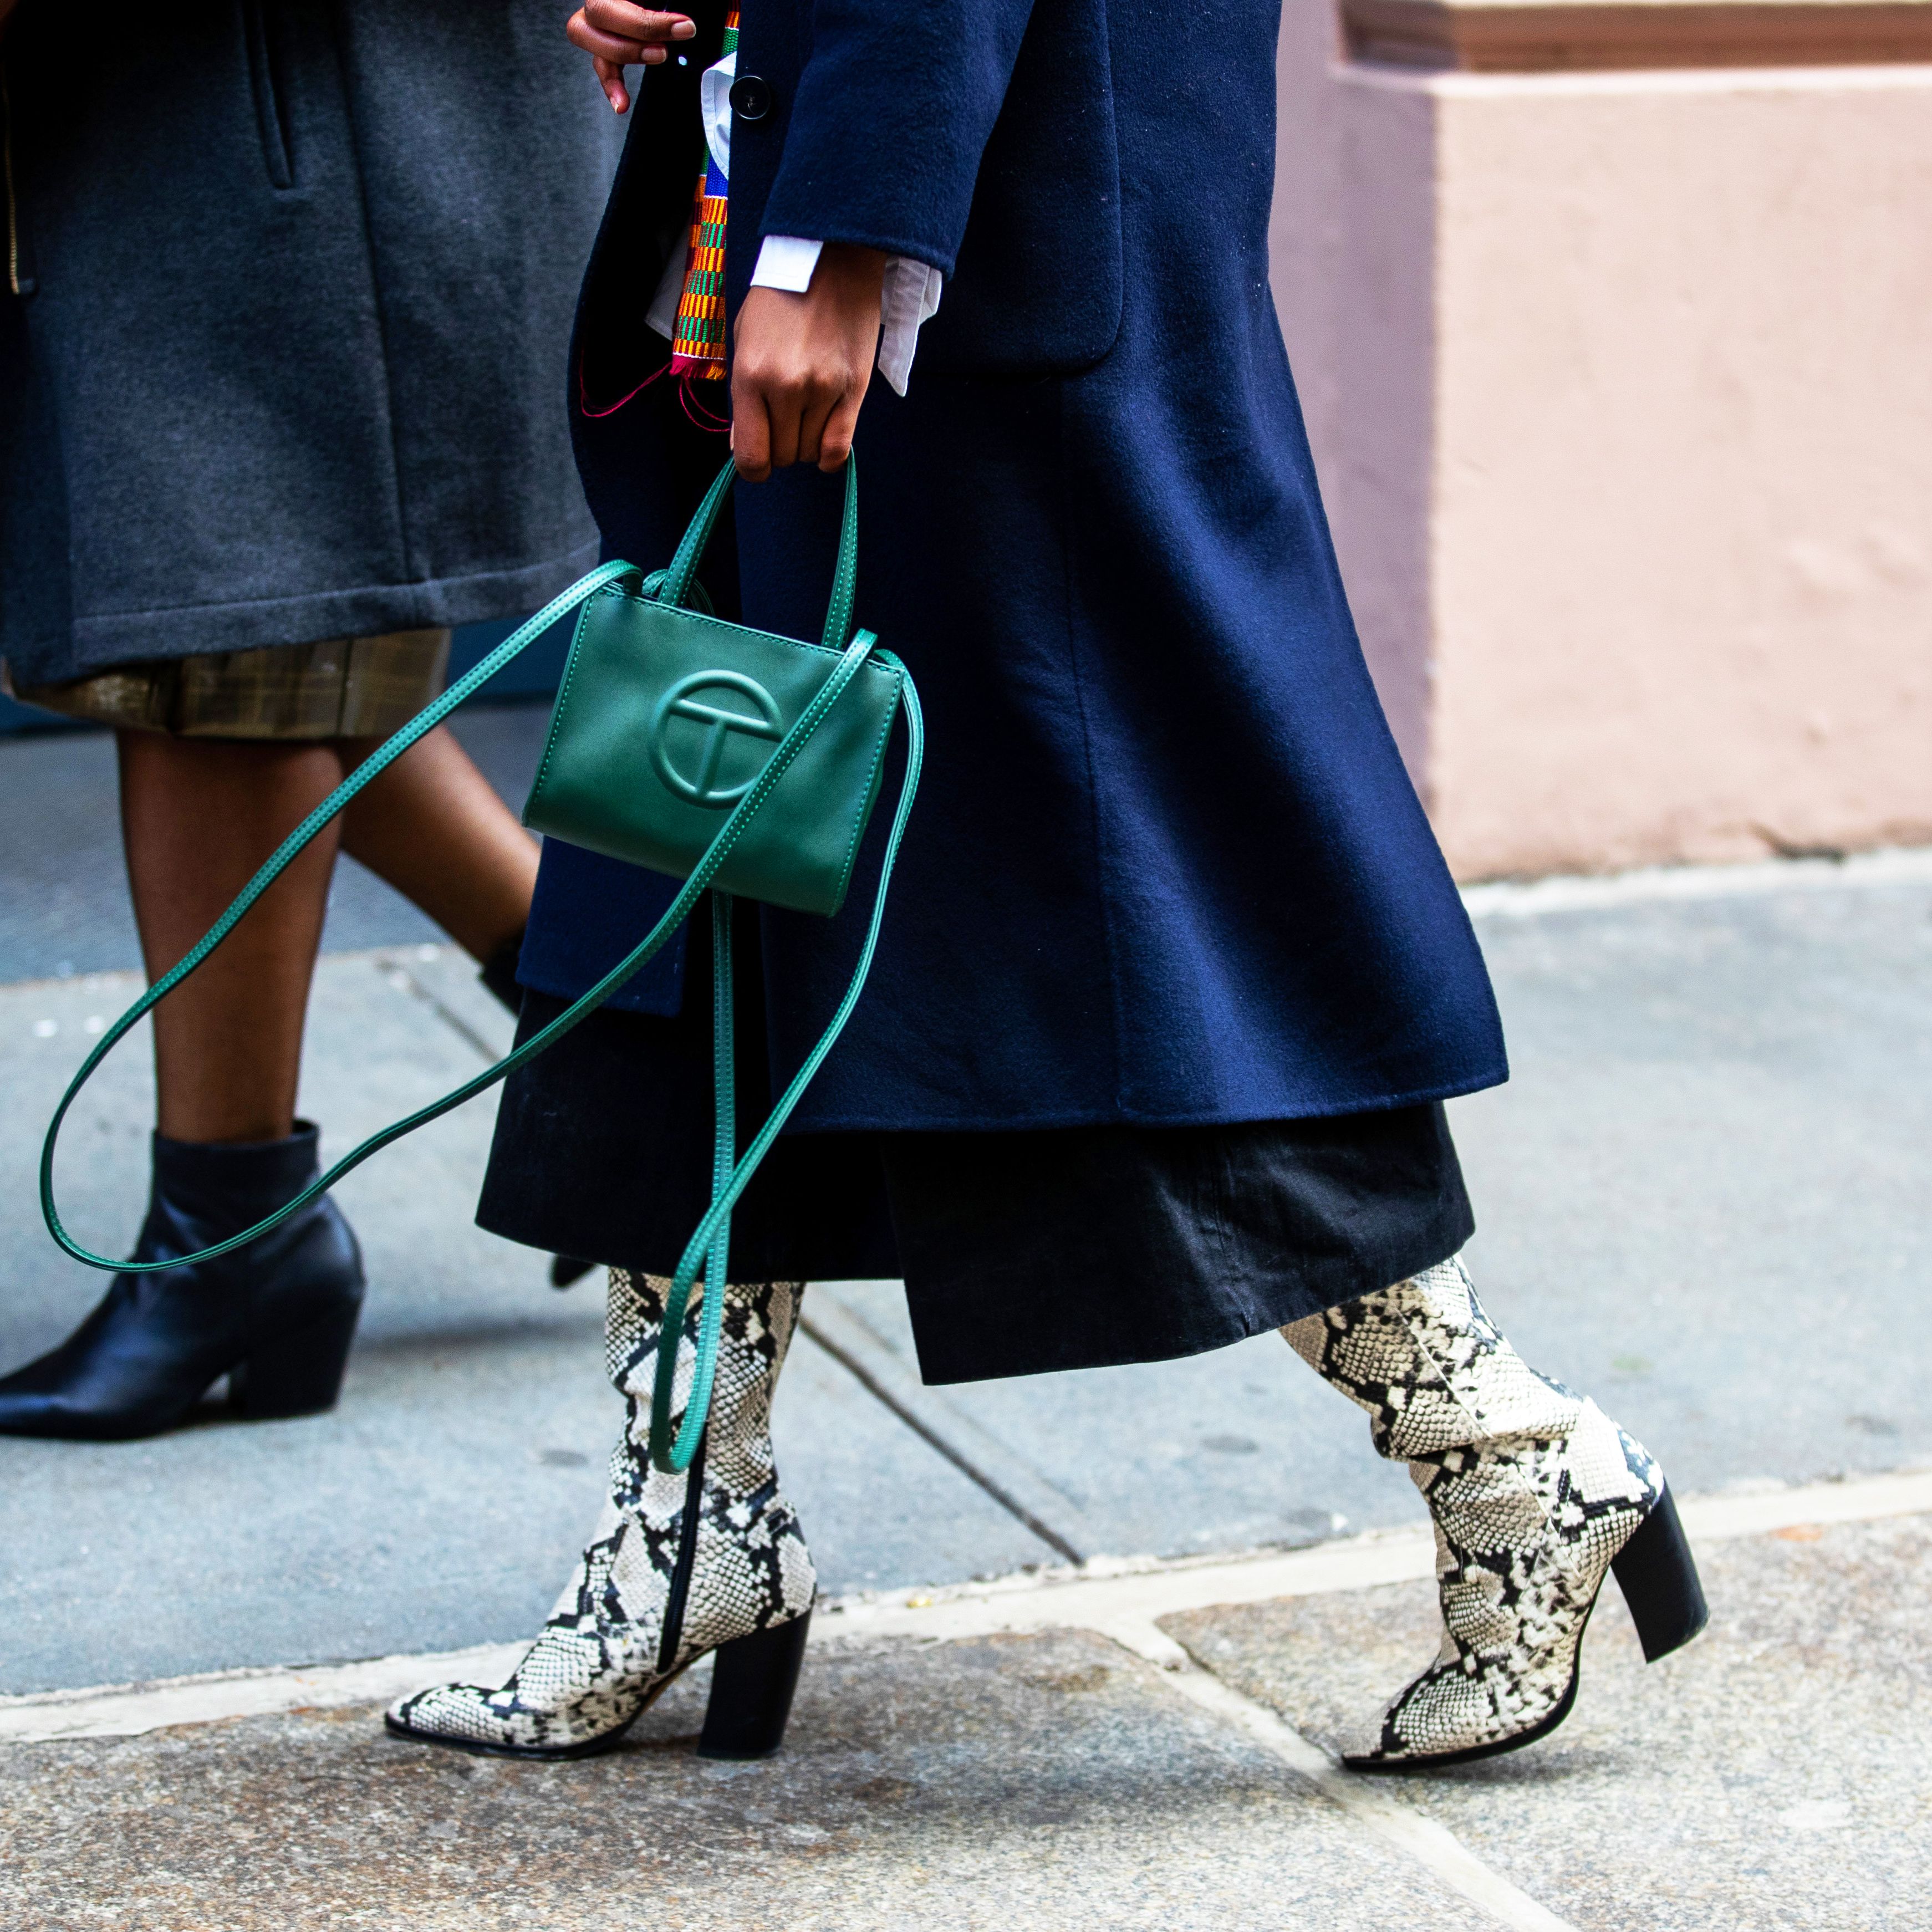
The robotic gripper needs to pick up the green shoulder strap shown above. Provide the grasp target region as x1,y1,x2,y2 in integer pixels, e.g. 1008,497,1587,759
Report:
653,651,923,1470
40,470,921,1469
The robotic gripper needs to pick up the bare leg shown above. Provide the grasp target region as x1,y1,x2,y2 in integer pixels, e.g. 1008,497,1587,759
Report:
339,724,537,962
118,731,344,1145
120,722,536,1144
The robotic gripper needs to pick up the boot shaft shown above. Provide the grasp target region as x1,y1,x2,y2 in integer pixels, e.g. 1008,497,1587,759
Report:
605,1270,804,1517
1283,1257,1579,1462
147,1122,324,1232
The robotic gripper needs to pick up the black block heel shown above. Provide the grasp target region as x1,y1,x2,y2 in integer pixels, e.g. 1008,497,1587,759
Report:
230,1301,361,1421
1611,1483,1709,1662
697,1613,812,1761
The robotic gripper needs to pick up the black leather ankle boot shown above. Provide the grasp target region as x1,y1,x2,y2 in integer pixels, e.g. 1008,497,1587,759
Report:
0,1123,365,1441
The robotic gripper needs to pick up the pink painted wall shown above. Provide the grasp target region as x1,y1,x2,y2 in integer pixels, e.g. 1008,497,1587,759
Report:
1271,24,1932,877
1272,19,1440,779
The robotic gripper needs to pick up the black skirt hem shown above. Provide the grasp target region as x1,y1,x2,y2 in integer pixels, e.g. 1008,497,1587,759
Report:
901,1205,1472,1386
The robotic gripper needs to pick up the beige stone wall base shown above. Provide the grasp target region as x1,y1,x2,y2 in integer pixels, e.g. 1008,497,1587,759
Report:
1344,0,1932,73
1274,27,1932,879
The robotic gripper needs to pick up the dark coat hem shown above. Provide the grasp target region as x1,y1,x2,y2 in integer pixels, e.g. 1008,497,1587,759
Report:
50,539,604,675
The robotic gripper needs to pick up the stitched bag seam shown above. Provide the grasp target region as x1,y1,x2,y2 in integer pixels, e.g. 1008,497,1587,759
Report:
830,648,902,913
526,592,609,813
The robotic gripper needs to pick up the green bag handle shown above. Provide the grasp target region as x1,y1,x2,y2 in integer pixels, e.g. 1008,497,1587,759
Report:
39,455,921,1472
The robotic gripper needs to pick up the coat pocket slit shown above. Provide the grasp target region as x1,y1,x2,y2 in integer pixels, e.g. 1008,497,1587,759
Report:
241,0,295,190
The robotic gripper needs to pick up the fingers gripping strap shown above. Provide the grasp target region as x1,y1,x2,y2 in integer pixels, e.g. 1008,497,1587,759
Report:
39,593,893,1279
649,653,922,1472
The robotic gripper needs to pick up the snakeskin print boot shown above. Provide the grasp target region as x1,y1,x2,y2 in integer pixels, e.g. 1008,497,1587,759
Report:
1283,1256,1706,1771
386,1269,816,1760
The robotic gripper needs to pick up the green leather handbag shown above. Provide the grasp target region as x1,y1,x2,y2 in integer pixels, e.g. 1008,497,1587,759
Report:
40,455,921,1471
526,453,903,918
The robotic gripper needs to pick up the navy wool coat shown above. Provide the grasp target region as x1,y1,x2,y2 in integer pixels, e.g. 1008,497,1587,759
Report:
0,2,621,680
512,0,1507,1134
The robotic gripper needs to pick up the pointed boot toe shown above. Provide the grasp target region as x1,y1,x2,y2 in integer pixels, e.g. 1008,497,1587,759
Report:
384,1629,662,1761
0,1311,146,1440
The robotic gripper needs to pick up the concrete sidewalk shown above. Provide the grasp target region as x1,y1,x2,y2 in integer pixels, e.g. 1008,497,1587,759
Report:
2,697,1929,1928
2,1474,1926,1929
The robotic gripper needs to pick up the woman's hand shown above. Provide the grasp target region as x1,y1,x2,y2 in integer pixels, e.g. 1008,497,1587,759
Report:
730,245,886,481
566,2,696,114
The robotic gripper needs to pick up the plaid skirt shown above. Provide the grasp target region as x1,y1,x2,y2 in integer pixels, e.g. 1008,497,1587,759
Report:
4,629,450,740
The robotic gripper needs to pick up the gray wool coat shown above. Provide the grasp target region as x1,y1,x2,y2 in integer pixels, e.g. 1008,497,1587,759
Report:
0,1,622,682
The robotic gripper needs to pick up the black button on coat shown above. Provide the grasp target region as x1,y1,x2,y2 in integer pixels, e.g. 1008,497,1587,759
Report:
0,2,623,680
727,74,772,122
511,0,1508,1136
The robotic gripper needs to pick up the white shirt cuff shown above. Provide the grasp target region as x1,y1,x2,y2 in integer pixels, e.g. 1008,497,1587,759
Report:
751,237,944,397
679,52,941,388
750,235,824,295
877,256,944,397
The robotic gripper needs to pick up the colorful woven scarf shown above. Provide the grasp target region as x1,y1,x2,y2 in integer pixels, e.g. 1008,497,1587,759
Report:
669,10,739,382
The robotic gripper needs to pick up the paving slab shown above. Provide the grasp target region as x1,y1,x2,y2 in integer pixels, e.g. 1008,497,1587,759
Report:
1163,1510,1932,1931
0,1627,1503,1932
1454,873,1932,1492
807,1279,1418,1564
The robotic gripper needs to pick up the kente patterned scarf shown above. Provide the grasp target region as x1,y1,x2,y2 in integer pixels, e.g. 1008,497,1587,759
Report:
669,9,738,381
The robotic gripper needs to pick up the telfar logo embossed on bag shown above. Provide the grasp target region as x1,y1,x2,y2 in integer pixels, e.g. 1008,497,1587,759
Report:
649,670,785,808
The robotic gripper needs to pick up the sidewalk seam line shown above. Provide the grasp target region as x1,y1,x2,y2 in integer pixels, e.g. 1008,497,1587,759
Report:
1103,1615,1580,1932
798,1314,1085,1564
811,1286,1100,1522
